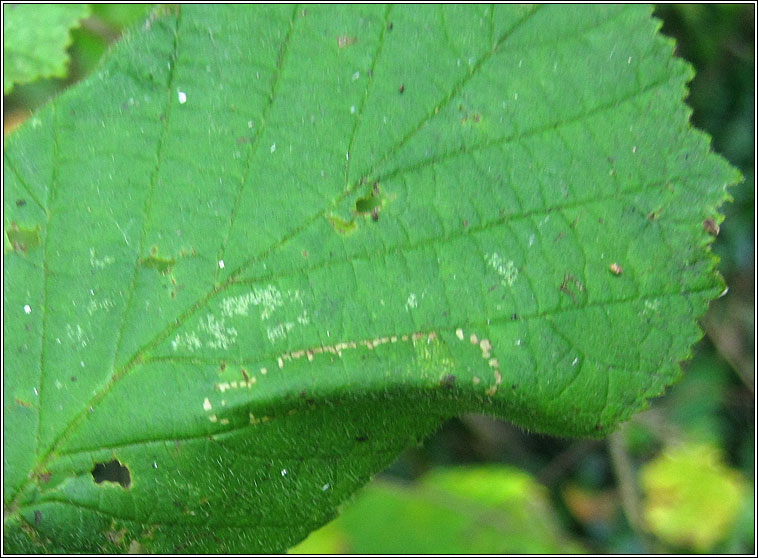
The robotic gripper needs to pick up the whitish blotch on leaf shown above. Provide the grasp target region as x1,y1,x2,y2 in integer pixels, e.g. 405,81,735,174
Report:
486,252,518,287
337,35,357,48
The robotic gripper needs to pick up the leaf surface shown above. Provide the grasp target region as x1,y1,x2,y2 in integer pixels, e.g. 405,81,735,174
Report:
3,4,91,94
3,4,739,553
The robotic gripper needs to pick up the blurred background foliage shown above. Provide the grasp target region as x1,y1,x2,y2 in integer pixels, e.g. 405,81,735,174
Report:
3,4,754,554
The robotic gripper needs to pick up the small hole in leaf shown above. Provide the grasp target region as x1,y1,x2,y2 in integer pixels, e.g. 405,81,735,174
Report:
355,195,380,214
92,459,131,488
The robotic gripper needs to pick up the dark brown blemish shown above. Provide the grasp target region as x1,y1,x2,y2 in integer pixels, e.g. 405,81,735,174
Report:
440,374,456,388
398,83,404,94
15,199,26,207
387,22,393,31
702,218,719,236
355,435,369,442
34,510,41,525
559,272,584,305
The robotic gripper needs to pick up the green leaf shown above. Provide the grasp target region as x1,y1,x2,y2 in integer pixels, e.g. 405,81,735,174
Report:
291,466,586,553
641,443,746,551
2,4,740,553
3,4,91,94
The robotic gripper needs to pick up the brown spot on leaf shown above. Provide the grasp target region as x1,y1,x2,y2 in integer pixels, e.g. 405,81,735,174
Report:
5,223,41,254
702,218,719,236
440,374,456,388
106,528,127,544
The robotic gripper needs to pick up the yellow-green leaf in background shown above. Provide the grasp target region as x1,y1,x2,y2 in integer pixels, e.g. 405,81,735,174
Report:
641,443,745,552
291,466,585,554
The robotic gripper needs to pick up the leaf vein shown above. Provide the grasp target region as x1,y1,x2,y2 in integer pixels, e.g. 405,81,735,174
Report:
215,4,299,284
